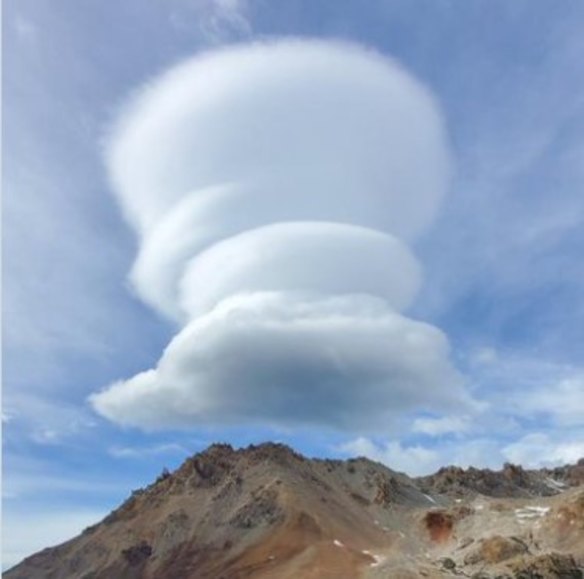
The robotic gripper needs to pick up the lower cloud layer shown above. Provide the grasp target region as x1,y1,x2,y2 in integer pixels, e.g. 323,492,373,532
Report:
91,292,475,431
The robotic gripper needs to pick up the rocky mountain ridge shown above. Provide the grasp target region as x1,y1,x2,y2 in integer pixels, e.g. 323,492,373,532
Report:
417,458,584,498
6,443,584,578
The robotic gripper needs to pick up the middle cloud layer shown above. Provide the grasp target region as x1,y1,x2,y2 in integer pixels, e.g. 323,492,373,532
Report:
180,221,421,320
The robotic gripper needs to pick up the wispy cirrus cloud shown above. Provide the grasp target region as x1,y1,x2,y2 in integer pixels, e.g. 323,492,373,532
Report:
108,442,190,459
169,0,252,43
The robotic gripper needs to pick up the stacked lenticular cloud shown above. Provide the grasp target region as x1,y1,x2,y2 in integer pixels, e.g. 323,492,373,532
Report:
91,40,475,431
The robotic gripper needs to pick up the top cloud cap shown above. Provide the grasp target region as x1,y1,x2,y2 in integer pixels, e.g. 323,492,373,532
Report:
109,40,450,237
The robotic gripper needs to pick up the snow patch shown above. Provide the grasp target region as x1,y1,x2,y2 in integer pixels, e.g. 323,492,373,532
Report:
515,506,550,519
423,493,437,504
545,477,567,491
333,539,344,548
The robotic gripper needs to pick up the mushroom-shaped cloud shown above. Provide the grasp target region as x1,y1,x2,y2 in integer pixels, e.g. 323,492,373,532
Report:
91,39,475,431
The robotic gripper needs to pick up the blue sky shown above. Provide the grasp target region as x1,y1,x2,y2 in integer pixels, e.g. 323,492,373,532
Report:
3,0,584,568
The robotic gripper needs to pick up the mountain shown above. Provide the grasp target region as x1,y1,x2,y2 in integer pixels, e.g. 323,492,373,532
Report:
6,443,584,578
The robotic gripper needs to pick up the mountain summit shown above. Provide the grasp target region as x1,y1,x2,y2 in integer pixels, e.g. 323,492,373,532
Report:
6,443,584,578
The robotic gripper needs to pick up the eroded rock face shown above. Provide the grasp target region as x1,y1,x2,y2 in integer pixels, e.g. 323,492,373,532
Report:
424,511,454,543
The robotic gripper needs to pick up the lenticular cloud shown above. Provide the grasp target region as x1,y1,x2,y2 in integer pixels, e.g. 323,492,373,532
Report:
91,39,474,430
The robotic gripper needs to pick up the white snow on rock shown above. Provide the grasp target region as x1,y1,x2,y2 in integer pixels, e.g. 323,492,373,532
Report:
545,477,567,491
515,506,550,519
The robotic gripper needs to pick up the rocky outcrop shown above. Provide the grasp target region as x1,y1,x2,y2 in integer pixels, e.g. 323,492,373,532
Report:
509,552,582,578
417,462,577,499
463,535,529,565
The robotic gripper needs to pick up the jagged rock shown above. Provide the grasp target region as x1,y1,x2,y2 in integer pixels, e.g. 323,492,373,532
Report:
418,463,568,499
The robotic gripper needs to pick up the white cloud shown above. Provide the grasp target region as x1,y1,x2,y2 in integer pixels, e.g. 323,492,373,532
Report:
107,39,449,245
92,40,471,432
340,436,442,476
178,222,422,319
340,435,515,476
502,432,584,468
204,0,252,40
108,442,189,459
521,375,584,427
4,393,96,447
468,354,584,429
412,415,471,436
471,346,498,366
92,293,474,431
107,40,449,324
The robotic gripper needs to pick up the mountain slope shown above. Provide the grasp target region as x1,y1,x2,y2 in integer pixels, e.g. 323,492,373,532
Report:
6,443,584,578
